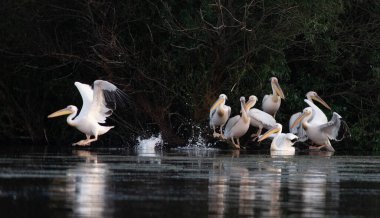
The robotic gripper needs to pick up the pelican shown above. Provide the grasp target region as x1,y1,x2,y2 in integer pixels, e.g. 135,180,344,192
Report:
48,80,126,146
223,96,252,149
262,77,285,118
291,100,342,152
258,123,298,153
245,95,277,141
209,94,231,138
289,91,331,141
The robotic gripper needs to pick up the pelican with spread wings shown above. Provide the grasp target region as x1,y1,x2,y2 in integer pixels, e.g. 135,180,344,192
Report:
48,80,126,146
262,77,285,118
291,100,342,152
289,91,331,142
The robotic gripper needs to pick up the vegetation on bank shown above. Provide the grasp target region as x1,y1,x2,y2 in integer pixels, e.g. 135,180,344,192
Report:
0,0,379,152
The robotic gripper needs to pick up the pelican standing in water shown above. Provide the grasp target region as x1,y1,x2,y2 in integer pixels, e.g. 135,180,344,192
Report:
291,100,342,152
289,91,331,142
48,80,126,146
245,95,277,141
209,94,231,138
262,77,285,118
258,123,298,153
223,96,253,149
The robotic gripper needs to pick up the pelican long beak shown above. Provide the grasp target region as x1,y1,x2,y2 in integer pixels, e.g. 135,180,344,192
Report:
290,112,309,129
47,108,72,118
210,97,224,112
273,80,285,99
244,100,255,112
311,95,331,110
258,126,280,142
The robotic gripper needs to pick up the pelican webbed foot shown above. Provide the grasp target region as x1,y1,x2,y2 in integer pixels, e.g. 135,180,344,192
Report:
72,139,91,146
251,133,258,141
213,132,221,138
308,145,320,150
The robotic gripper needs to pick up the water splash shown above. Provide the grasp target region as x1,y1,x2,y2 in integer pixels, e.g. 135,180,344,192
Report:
136,134,163,157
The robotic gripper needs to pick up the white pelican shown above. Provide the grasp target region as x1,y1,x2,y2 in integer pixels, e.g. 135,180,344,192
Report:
291,100,342,152
262,77,285,118
289,91,331,142
223,96,252,149
258,123,298,153
209,94,231,138
245,95,277,141
48,80,125,146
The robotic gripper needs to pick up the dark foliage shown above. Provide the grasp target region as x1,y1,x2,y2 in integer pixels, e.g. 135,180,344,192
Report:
0,0,379,152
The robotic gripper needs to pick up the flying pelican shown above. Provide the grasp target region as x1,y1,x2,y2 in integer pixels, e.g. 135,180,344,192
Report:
245,95,277,141
262,77,285,118
289,91,331,142
223,96,252,149
209,94,231,138
48,80,126,146
258,123,298,153
291,100,342,152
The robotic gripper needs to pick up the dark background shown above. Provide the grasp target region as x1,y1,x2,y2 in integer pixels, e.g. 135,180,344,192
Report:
0,0,379,152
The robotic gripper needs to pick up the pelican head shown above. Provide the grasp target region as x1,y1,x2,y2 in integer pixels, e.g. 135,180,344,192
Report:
306,91,331,110
270,77,285,99
290,107,312,129
47,105,77,118
244,95,258,111
210,94,228,112
258,123,282,142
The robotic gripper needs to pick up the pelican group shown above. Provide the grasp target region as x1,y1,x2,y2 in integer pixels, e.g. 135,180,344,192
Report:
209,94,231,138
262,77,285,118
208,77,347,153
48,80,126,146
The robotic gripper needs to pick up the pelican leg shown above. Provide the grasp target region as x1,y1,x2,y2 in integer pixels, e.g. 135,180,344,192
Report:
317,143,335,152
82,135,98,146
212,126,220,138
251,128,262,141
231,137,240,149
219,125,224,138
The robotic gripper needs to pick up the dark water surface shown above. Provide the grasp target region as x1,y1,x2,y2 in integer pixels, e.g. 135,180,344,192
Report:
0,146,379,218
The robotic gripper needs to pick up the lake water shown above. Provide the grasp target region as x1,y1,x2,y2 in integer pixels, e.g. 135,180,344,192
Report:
0,145,379,218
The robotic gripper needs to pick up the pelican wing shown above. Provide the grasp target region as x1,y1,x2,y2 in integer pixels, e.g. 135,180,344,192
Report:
304,99,328,124
276,133,298,149
227,106,231,119
88,80,119,123
75,82,94,119
262,95,269,104
224,115,240,138
248,109,276,128
319,112,342,140
289,112,301,134
209,108,216,120
289,112,308,142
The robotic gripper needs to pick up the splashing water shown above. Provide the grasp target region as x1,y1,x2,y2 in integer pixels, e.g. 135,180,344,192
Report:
136,134,163,157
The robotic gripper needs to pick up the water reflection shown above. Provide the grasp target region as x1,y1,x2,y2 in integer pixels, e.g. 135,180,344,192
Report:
2,147,377,217
208,156,282,217
66,150,110,218
289,151,339,217
208,151,339,217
